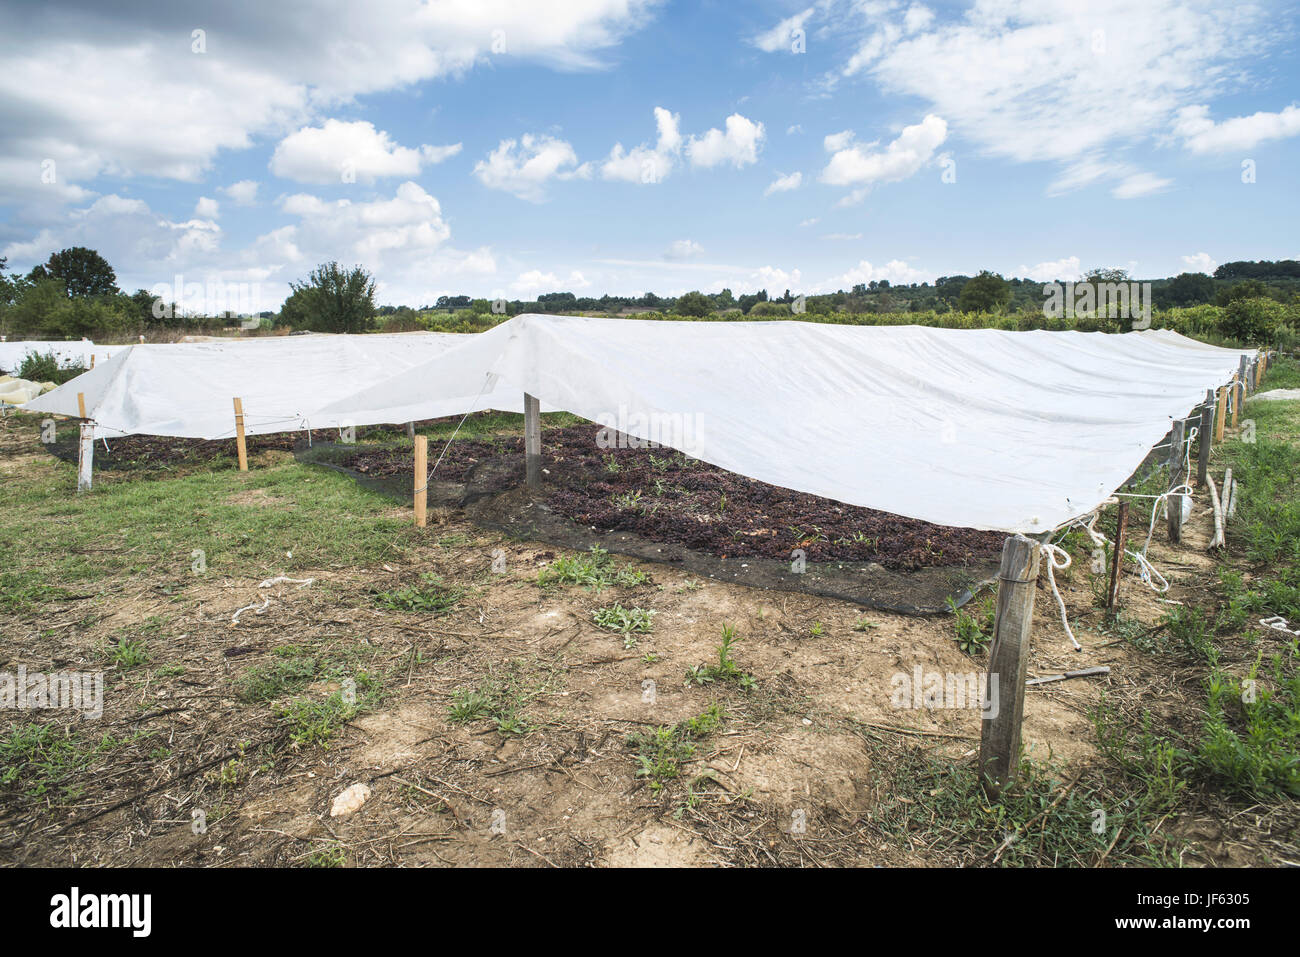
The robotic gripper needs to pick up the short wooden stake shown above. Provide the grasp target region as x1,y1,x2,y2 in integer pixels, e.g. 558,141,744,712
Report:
1214,386,1227,443
233,397,248,472
1207,473,1225,549
979,534,1041,795
1227,477,1239,521
1232,376,1241,429
1239,356,1250,396
1196,389,1213,488
406,421,416,440
413,435,427,528
524,392,541,489
1106,501,1129,613
1166,418,1186,543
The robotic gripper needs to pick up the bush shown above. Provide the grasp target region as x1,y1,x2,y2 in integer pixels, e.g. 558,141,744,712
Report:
16,351,86,385
747,301,791,317
1222,297,1283,344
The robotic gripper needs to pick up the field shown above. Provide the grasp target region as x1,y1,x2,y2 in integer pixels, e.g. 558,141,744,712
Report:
1,363,1298,867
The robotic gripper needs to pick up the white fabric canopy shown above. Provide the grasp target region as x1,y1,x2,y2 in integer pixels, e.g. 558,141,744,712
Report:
23,332,528,440
317,315,1254,533
0,339,113,372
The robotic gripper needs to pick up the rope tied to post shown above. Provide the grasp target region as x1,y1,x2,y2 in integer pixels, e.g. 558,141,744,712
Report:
1039,542,1081,652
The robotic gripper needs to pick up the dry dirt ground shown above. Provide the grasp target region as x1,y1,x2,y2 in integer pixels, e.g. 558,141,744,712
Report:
0,418,1284,867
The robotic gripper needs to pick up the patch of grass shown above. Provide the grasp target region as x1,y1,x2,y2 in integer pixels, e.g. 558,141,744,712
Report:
109,637,150,670
446,659,561,736
0,724,132,799
626,703,725,791
237,655,320,703
304,844,347,868
947,595,994,655
871,749,1180,866
537,546,648,593
686,623,755,689
592,602,655,647
373,573,464,614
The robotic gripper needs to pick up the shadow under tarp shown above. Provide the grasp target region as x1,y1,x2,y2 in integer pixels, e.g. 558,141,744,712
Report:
296,440,998,616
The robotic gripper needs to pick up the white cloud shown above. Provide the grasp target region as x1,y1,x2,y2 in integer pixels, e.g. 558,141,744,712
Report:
823,130,855,152
820,258,933,290
822,232,863,241
820,114,947,201
1181,251,1217,273
194,196,220,219
221,180,260,206
270,119,460,184
1112,171,1172,199
786,124,803,135
0,1,660,207
1017,256,1081,281
687,114,765,169
1173,103,1300,153
751,7,815,53
799,217,819,227
831,0,1273,194
508,269,591,298
764,171,802,195
601,107,682,184
473,135,591,201
665,239,704,260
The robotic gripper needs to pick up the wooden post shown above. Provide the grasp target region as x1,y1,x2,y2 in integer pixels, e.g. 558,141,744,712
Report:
413,434,427,528
76,392,92,493
524,392,541,489
1232,376,1242,429
1106,502,1129,613
1238,356,1250,396
1197,389,1213,488
979,534,1041,795
406,421,416,440
1167,418,1186,543
1214,386,1227,443
233,397,248,472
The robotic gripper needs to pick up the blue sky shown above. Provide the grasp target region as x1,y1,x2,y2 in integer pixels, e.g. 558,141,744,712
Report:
1,0,1298,311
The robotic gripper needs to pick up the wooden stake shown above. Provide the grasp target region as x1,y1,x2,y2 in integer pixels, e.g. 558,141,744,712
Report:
524,392,541,489
1232,376,1241,429
1166,418,1186,544
1197,389,1213,488
413,434,427,528
77,391,87,420
233,397,248,472
1214,386,1227,443
1106,501,1129,613
76,393,93,493
979,534,1041,796
1227,477,1239,520
406,421,416,440
1222,467,1233,529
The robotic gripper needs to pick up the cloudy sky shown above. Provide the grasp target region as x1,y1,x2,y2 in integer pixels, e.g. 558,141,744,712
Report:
1,0,1298,310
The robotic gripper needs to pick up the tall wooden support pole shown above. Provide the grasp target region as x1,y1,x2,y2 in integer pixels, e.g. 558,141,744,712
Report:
232,397,248,472
406,421,416,440
413,435,427,528
1214,386,1227,443
1106,502,1129,613
76,392,93,493
524,392,541,490
1167,418,1186,543
1232,376,1242,429
979,534,1041,796
1238,356,1250,397
1197,389,1213,488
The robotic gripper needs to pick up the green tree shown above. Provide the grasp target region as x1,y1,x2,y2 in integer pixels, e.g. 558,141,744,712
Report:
957,271,1012,313
42,247,118,299
675,290,713,317
285,262,377,333
1163,272,1216,307
1222,297,1283,343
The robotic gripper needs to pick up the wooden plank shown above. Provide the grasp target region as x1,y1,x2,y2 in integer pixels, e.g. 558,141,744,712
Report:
413,435,427,528
1197,389,1213,487
77,392,87,420
1207,472,1225,549
979,534,1041,795
233,397,248,472
1166,418,1186,543
524,392,541,489
1106,501,1129,613
1214,386,1227,443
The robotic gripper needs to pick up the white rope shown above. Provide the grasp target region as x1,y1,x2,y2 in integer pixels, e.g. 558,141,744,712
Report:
416,372,497,495
258,576,314,589
231,595,270,624
1039,542,1082,652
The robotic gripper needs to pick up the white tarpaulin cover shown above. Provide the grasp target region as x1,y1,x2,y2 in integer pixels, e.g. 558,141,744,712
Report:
23,332,529,440
318,315,1255,533
0,339,113,372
